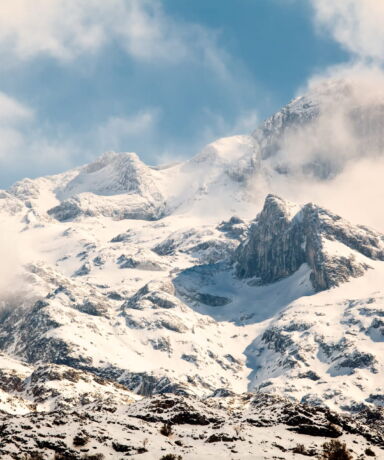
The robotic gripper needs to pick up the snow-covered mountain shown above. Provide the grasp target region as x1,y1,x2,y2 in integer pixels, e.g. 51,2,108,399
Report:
1,78,384,458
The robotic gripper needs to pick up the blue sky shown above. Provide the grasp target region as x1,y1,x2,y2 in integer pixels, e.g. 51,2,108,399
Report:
0,0,352,187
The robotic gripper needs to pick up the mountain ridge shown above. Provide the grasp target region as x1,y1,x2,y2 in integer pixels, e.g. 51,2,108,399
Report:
235,194,384,291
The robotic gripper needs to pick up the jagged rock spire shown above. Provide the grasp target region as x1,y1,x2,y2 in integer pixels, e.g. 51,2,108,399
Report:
236,194,384,291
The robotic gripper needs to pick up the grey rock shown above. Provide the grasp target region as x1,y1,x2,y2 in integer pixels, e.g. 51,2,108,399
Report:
74,299,108,317
298,371,321,381
181,354,198,364
194,292,231,307
261,327,294,353
336,351,377,374
217,216,246,240
236,194,384,291
117,255,138,269
92,255,105,266
122,279,179,311
48,198,83,221
148,337,172,353
73,262,91,277
110,230,134,243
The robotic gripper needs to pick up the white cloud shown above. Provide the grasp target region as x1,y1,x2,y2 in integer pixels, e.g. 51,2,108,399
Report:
251,65,384,231
0,0,225,67
266,155,384,232
0,92,33,161
0,0,263,185
0,91,76,174
311,0,384,62
97,109,159,151
0,102,162,180
114,0,190,62
202,109,259,143
269,1,384,230
0,0,106,61
0,92,33,122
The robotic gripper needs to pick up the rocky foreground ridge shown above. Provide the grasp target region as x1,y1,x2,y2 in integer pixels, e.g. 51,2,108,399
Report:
0,358,382,459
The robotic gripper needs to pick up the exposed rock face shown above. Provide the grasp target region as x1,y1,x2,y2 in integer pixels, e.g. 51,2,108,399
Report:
216,215,247,240
47,197,83,221
236,195,305,283
236,194,384,291
253,93,320,161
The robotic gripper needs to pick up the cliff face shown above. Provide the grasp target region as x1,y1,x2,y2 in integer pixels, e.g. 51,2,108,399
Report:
235,195,305,283
236,194,384,291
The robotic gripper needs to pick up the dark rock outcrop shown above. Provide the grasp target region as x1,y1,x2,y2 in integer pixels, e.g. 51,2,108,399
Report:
235,194,384,291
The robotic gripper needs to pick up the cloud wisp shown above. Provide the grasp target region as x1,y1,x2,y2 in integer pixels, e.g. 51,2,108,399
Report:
249,2,384,230
0,92,34,163
0,0,265,186
251,66,384,231
3,0,384,235
311,0,384,63
0,0,231,73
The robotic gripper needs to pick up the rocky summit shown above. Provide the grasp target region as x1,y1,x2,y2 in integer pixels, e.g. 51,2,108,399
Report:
1,80,384,458
235,194,384,291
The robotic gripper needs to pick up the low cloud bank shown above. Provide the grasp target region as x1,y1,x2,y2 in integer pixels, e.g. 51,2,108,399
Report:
247,65,384,231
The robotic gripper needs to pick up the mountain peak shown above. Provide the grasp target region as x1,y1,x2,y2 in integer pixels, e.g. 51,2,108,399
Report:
252,75,384,180
58,151,146,200
236,195,384,291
